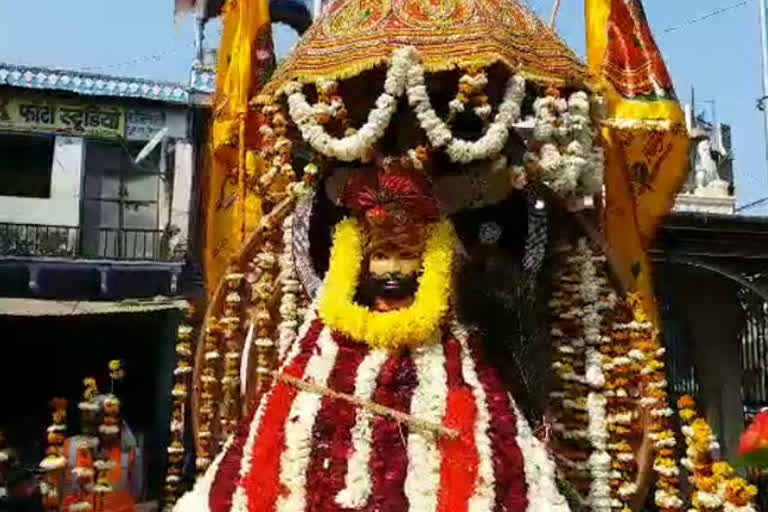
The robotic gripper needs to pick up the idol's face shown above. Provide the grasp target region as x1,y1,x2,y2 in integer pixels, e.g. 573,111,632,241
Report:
362,242,423,304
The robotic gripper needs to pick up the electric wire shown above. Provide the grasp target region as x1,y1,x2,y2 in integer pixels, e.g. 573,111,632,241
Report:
663,0,750,34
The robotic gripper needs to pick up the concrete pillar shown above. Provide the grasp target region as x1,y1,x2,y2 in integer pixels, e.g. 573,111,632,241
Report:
169,140,194,259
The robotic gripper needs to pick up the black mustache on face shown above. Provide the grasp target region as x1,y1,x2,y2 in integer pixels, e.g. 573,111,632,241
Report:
362,273,420,300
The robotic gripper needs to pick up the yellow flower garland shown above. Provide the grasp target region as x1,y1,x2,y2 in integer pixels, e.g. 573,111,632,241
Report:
319,218,457,349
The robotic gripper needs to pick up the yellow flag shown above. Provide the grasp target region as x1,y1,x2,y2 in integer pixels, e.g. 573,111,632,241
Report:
203,0,275,295
586,0,690,323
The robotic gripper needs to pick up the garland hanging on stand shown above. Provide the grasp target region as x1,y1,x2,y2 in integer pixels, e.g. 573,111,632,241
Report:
162,305,199,511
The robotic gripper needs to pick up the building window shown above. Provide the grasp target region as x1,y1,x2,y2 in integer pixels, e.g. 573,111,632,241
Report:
0,132,55,198
81,140,163,260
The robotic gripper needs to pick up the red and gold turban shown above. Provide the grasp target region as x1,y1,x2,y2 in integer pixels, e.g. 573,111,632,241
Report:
341,162,439,227
340,162,440,252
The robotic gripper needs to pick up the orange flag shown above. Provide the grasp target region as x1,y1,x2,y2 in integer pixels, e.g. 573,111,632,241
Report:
586,0,690,323
203,0,275,294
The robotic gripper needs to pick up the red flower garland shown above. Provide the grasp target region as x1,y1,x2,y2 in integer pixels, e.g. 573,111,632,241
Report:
361,351,417,512
209,403,257,512
244,321,324,511
470,340,529,512
305,335,368,512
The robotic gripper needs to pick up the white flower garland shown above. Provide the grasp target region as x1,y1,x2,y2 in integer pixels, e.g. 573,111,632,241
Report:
405,59,525,163
277,215,301,361
335,349,390,508
285,48,407,162
452,323,496,512
276,329,340,512
509,395,570,512
573,240,612,512
284,46,526,164
404,338,448,512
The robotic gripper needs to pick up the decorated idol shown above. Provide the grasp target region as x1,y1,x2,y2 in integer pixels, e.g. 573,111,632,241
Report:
177,159,569,512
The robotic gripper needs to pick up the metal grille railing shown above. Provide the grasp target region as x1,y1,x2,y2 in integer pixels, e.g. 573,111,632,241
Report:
739,289,768,409
0,222,166,261
92,227,162,261
0,222,79,258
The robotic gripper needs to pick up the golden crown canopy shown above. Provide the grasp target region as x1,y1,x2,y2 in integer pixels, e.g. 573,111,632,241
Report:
262,0,588,95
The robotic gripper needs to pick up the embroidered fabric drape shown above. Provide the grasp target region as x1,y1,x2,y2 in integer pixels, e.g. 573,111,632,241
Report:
586,0,690,324
203,0,275,294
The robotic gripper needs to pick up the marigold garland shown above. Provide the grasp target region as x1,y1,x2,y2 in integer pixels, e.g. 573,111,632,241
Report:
163,306,198,511
319,218,457,348
40,398,68,511
678,395,758,512
548,241,593,497
618,294,684,512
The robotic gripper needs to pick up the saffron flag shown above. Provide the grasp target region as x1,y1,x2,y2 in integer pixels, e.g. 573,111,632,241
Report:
586,0,690,323
203,0,275,294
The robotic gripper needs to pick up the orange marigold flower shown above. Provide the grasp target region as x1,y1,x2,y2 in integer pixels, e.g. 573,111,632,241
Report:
693,475,718,493
724,478,758,507
677,395,696,410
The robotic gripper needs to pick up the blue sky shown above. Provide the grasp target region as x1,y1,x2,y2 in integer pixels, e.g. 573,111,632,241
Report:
1,0,766,213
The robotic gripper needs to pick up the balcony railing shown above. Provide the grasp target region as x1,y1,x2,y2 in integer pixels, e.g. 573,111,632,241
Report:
0,223,169,261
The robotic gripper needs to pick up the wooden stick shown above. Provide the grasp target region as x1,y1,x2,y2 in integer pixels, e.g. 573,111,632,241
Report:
273,371,459,440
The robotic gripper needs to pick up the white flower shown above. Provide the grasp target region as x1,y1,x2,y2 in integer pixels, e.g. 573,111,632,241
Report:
448,98,465,115
93,460,116,470
655,489,683,509
74,436,99,449
585,348,605,388
607,412,634,425
653,460,680,477
696,491,724,508
336,350,389,508
618,482,637,498
39,455,67,471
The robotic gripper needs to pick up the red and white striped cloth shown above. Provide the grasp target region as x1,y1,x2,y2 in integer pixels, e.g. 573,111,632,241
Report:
176,317,569,512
